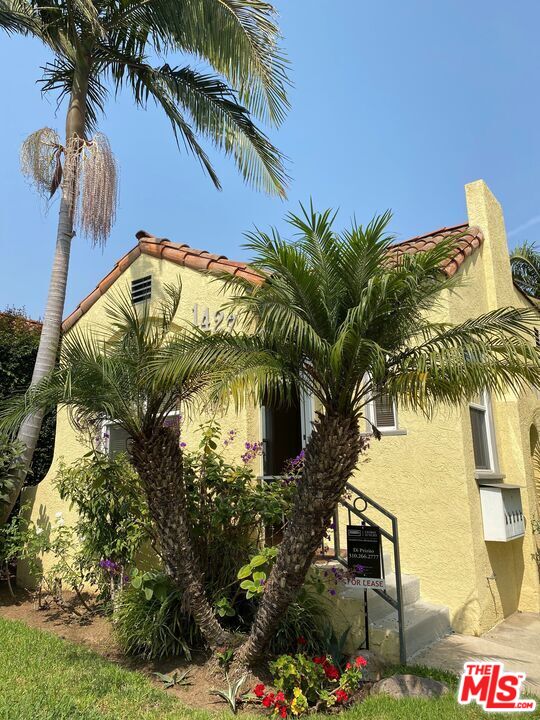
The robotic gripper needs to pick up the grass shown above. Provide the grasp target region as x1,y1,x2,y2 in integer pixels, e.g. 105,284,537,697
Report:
0,617,535,720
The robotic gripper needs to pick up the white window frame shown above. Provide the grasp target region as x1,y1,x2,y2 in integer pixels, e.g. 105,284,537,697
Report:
469,391,502,479
101,409,182,457
101,420,131,458
364,393,406,436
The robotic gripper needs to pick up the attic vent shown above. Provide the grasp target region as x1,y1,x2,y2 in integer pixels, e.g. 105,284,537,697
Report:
131,275,152,304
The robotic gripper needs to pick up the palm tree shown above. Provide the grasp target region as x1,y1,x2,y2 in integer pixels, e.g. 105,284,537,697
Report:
511,241,540,299
1,282,236,648
0,0,289,525
161,206,540,663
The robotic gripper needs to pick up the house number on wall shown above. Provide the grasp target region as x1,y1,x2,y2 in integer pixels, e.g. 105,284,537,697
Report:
192,304,236,332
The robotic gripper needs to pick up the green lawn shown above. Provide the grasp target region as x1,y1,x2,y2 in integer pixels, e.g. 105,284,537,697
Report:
0,617,533,720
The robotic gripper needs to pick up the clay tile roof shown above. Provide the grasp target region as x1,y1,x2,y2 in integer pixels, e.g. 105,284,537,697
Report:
62,224,483,333
389,223,483,278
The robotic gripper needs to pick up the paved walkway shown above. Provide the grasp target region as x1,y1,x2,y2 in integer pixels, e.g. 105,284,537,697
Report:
412,612,540,693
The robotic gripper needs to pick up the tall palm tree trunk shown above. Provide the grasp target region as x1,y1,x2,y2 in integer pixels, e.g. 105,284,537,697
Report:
130,426,233,649
0,68,88,525
237,411,363,665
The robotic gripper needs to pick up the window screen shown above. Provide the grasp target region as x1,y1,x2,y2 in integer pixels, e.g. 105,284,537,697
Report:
108,425,131,458
373,394,396,429
470,406,491,470
131,275,152,304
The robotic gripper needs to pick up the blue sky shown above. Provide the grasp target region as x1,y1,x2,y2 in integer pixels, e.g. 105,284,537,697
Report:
1,1,540,319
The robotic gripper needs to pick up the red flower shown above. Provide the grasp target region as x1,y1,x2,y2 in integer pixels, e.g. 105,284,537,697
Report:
262,693,275,708
336,689,349,704
254,684,266,698
297,636,307,645
275,691,286,704
355,656,367,668
324,664,340,681
345,662,352,670
279,705,287,718
313,656,325,665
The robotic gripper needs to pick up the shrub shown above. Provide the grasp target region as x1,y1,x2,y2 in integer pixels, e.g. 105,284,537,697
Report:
0,309,55,485
0,433,25,506
54,451,149,599
183,422,293,597
270,586,333,656
114,571,198,659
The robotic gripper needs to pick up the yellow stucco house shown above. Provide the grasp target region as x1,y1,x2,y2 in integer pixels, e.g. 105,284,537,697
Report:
21,179,540,660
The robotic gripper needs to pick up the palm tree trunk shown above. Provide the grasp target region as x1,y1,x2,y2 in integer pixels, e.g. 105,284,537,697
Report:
0,68,88,525
237,410,364,665
130,426,233,650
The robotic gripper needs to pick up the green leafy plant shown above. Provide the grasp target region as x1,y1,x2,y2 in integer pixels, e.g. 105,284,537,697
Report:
0,505,43,595
215,597,236,618
114,574,198,660
0,433,25,505
0,309,55,490
211,674,248,714
253,654,367,715
216,648,235,672
184,423,290,598
237,546,278,599
55,451,148,600
153,670,192,689
270,581,334,656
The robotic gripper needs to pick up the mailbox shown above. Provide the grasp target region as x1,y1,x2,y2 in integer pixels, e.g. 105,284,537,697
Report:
479,483,525,542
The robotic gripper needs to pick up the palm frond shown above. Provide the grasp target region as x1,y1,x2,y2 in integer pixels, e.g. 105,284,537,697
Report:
511,241,540,298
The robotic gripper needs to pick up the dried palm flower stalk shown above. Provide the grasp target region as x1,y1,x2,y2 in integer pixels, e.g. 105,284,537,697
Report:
63,132,119,247
20,128,62,200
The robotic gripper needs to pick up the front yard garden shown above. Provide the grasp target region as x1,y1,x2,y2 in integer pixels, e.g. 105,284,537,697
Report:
1,616,532,720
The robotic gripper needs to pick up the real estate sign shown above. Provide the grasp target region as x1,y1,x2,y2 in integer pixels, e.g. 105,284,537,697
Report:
346,525,385,590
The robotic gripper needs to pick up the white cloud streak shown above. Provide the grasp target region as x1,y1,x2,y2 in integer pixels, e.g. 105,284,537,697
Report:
508,214,540,238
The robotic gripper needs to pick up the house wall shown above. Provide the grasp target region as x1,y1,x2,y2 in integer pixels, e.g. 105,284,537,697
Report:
19,181,540,638
334,180,540,634
18,254,263,585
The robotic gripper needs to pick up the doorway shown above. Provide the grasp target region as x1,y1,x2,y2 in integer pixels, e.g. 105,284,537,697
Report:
261,389,313,477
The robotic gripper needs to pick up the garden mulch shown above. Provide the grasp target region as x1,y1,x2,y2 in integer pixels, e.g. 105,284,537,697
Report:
0,587,268,712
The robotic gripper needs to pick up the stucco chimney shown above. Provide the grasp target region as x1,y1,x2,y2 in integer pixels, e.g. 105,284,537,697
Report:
465,180,515,308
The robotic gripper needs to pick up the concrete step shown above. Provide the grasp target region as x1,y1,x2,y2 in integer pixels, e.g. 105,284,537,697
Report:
338,572,421,620
369,601,452,662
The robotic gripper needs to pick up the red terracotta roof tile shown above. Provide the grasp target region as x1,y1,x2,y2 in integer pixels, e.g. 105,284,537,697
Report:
62,224,483,332
390,223,483,278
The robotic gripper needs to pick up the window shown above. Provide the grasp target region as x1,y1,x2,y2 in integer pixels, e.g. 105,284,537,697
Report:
131,275,152,304
365,392,404,435
107,424,131,458
373,394,397,430
469,391,498,473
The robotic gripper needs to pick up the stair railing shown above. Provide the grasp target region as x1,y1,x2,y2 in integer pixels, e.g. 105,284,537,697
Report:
332,483,406,664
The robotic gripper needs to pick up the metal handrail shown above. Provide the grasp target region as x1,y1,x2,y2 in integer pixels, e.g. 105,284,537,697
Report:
259,475,406,664
333,484,406,664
